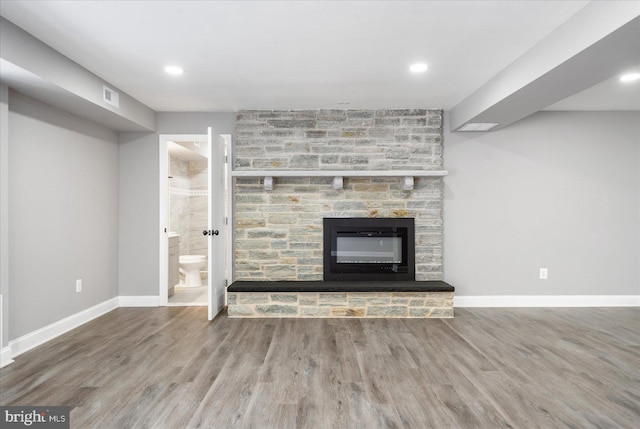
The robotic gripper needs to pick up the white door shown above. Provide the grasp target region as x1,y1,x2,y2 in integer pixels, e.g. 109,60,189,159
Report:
207,128,226,320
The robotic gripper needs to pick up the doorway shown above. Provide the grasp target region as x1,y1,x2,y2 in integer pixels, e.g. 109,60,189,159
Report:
159,131,229,319
167,136,209,305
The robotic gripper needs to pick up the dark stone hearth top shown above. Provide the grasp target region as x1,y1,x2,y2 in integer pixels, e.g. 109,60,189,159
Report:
227,280,454,293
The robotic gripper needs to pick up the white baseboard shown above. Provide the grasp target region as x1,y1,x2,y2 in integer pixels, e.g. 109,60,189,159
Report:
454,295,640,307
1,346,14,368
0,295,7,367
118,296,160,307
8,297,119,359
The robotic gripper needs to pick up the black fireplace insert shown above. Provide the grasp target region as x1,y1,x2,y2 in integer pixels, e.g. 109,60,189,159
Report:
323,217,415,281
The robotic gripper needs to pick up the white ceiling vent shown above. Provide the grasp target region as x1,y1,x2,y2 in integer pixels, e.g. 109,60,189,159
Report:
457,123,498,132
103,85,120,108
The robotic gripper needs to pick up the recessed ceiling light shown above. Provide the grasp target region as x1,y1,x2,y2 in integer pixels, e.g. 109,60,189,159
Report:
620,72,640,82
409,63,429,73
164,65,184,76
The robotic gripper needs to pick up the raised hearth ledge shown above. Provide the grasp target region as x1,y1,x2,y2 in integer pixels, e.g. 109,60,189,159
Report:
228,280,454,293
227,281,454,319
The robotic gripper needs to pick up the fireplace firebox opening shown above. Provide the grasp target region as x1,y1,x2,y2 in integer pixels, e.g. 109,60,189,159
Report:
323,217,415,281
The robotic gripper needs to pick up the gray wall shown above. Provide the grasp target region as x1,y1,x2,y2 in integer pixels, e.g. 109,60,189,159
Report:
118,112,235,297
1,84,9,348
8,90,119,339
118,132,159,296
443,110,640,296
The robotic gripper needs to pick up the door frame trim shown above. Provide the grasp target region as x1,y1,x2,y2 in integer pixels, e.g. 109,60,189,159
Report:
223,134,234,297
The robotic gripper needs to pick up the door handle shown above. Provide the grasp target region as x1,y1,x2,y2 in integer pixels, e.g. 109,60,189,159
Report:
203,229,220,236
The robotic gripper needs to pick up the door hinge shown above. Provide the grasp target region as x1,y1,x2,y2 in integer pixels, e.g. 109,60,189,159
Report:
225,216,228,225
224,155,228,164
225,279,228,287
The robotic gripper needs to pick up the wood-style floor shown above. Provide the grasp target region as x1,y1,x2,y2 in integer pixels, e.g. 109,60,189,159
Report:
1,306,638,428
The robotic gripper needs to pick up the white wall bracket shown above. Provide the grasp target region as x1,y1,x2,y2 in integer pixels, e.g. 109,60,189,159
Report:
332,176,344,190
402,176,414,191
263,176,274,191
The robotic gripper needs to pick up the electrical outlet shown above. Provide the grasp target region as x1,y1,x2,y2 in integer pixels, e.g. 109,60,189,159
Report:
539,268,548,280
76,279,82,293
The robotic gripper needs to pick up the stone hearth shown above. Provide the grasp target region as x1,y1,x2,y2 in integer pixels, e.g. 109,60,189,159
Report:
227,281,454,318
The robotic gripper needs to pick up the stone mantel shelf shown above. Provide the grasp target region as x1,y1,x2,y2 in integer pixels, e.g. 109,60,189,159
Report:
231,169,448,191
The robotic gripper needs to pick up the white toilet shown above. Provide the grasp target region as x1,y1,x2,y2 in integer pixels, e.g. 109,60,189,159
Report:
179,255,207,287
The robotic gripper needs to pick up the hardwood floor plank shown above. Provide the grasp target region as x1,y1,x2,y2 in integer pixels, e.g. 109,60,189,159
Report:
296,358,349,429
334,331,363,383
187,351,264,428
143,384,203,429
341,382,404,429
354,353,393,405
240,380,299,429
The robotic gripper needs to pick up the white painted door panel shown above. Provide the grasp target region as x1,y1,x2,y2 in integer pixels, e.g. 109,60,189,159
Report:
208,129,226,320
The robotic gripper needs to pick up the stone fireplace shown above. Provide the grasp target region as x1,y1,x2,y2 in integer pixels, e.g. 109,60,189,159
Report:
227,109,453,318
233,109,444,282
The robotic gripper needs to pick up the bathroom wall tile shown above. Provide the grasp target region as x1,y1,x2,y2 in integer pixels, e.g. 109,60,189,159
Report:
190,161,208,188
169,157,210,259
169,156,191,255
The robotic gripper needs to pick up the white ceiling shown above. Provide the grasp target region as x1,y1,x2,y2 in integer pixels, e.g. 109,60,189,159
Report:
0,0,638,112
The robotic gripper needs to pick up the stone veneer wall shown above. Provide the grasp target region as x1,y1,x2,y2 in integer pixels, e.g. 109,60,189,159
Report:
233,109,444,281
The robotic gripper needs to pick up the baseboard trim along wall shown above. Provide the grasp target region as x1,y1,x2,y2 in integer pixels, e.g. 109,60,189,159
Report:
118,296,161,307
0,295,10,367
454,295,640,307
8,297,120,360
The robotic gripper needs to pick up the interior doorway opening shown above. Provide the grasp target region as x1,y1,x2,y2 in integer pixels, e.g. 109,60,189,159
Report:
166,136,209,306
159,132,230,319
